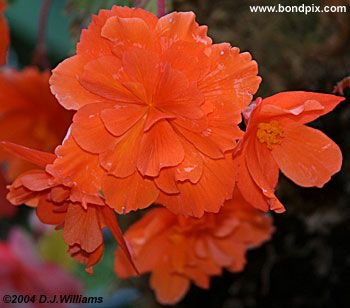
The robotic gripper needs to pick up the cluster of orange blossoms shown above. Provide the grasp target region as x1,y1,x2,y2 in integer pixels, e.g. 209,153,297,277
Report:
1,6,344,304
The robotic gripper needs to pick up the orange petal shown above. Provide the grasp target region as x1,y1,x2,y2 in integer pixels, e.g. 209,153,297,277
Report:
154,168,179,194
235,153,284,213
63,204,103,253
52,137,105,195
115,208,175,276
1,142,55,167
101,16,154,50
271,124,342,187
100,206,139,275
121,47,160,103
100,104,147,137
198,43,261,123
69,243,104,275
99,119,144,178
259,91,344,124
144,108,175,132
246,138,279,194
174,140,203,184
156,12,211,48
150,265,190,305
137,121,184,177
36,198,66,225
77,6,157,56
102,172,159,213
72,103,116,154
80,55,146,104
158,154,235,217
50,55,107,110
154,65,204,119
19,170,53,191
175,124,223,159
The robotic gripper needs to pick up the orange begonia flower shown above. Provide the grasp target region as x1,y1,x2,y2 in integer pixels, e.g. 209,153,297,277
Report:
115,190,274,304
4,142,137,274
235,91,344,213
0,0,9,65
0,67,72,180
50,6,261,217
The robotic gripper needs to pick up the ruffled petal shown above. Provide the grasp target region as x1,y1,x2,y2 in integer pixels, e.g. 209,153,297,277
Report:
36,198,66,225
154,65,204,119
150,265,190,305
156,12,211,49
51,137,105,195
72,103,116,154
99,119,144,178
158,154,235,217
198,43,261,123
234,153,285,213
137,121,184,177
271,124,342,187
77,6,157,56
100,104,147,137
259,91,344,124
154,168,179,194
174,140,203,184
50,55,107,110
80,55,142,104
101,16,154,50
63,204,103,253
102,172,159,214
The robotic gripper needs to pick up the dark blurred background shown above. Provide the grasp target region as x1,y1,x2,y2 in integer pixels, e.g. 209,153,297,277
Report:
1,0,350,307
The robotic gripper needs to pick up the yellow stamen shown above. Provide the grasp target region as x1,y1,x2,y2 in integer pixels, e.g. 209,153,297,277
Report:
256,120,284,149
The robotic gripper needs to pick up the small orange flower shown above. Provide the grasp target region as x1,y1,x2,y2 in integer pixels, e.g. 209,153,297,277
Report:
0,67,72,180
235,91,344,212
0,0,9,65
115,190,273,304
50,6,261,217
5,142,137,274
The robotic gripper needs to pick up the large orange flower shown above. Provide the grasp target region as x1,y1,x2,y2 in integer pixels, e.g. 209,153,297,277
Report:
115,190,273,304
235,92,344,212
0,67,72,180
50,6,261,217
0,0,9,65
4,143,136,274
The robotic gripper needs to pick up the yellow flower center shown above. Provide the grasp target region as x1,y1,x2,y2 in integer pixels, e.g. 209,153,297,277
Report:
256,120,284,149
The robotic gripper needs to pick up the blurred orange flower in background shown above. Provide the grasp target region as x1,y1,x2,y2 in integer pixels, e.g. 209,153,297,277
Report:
0,67,72,180
5,143,137,274
115,191,273,304
236,91,344,213
50,6,261,217
0,0,9,65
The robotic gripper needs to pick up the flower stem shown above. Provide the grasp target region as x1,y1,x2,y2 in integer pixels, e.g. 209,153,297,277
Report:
157,0,166,18
32,0,52,70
